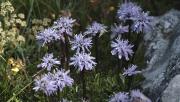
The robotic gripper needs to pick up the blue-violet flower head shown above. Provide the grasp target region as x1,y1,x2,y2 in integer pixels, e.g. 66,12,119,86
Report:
33,69,74,95
36,28,59,46
123,64,141,76
53,69,74,91
37,53,60,71
117,2,142,21
70,33,92,53
53,16,75,41
33,73,57,96
70,53,96,71
111,23,129,39
84,21,107,37
131,11,153,33
111,38,134,60
130,89,152,102
109,92,129,102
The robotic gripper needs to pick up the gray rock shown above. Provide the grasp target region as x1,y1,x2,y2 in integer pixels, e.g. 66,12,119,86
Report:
161,75,180,102
142,9,180,102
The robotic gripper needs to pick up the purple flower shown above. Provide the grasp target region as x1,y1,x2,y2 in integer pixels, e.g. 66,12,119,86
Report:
111,38,134,60
130,89,142,98
130,89,152,102
117,2,142,21
37,53,60,71
70,53,96,71
131,11,153,33
70,33,92,53
123,64,141,76
36,28,59,46
33,73,57,96
109,92,129,102
84,21,107,37
33,69,74,96
53,69,74,91
53,16,75,41
111,24,129,39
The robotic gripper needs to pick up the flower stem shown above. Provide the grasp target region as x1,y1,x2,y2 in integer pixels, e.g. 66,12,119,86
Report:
81,69,86,99
95,34,99,69
131,32,143,62
127,22,133,90
64,35,70,70
60,40,66,69
117,56,122,73
127,76,133,90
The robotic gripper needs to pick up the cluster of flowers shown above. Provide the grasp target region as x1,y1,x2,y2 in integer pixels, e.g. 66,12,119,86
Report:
110,2,147,77
111,1,153,61
29,17,53,35
36,16,75,46
33,53,74,96
70,21,107,72
34,1,152,101
117,2,153,33
34,16,77,95
0,1,26,54
34,15,107,96
109,1,153,101
70,21,107,71
33,68,74,95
